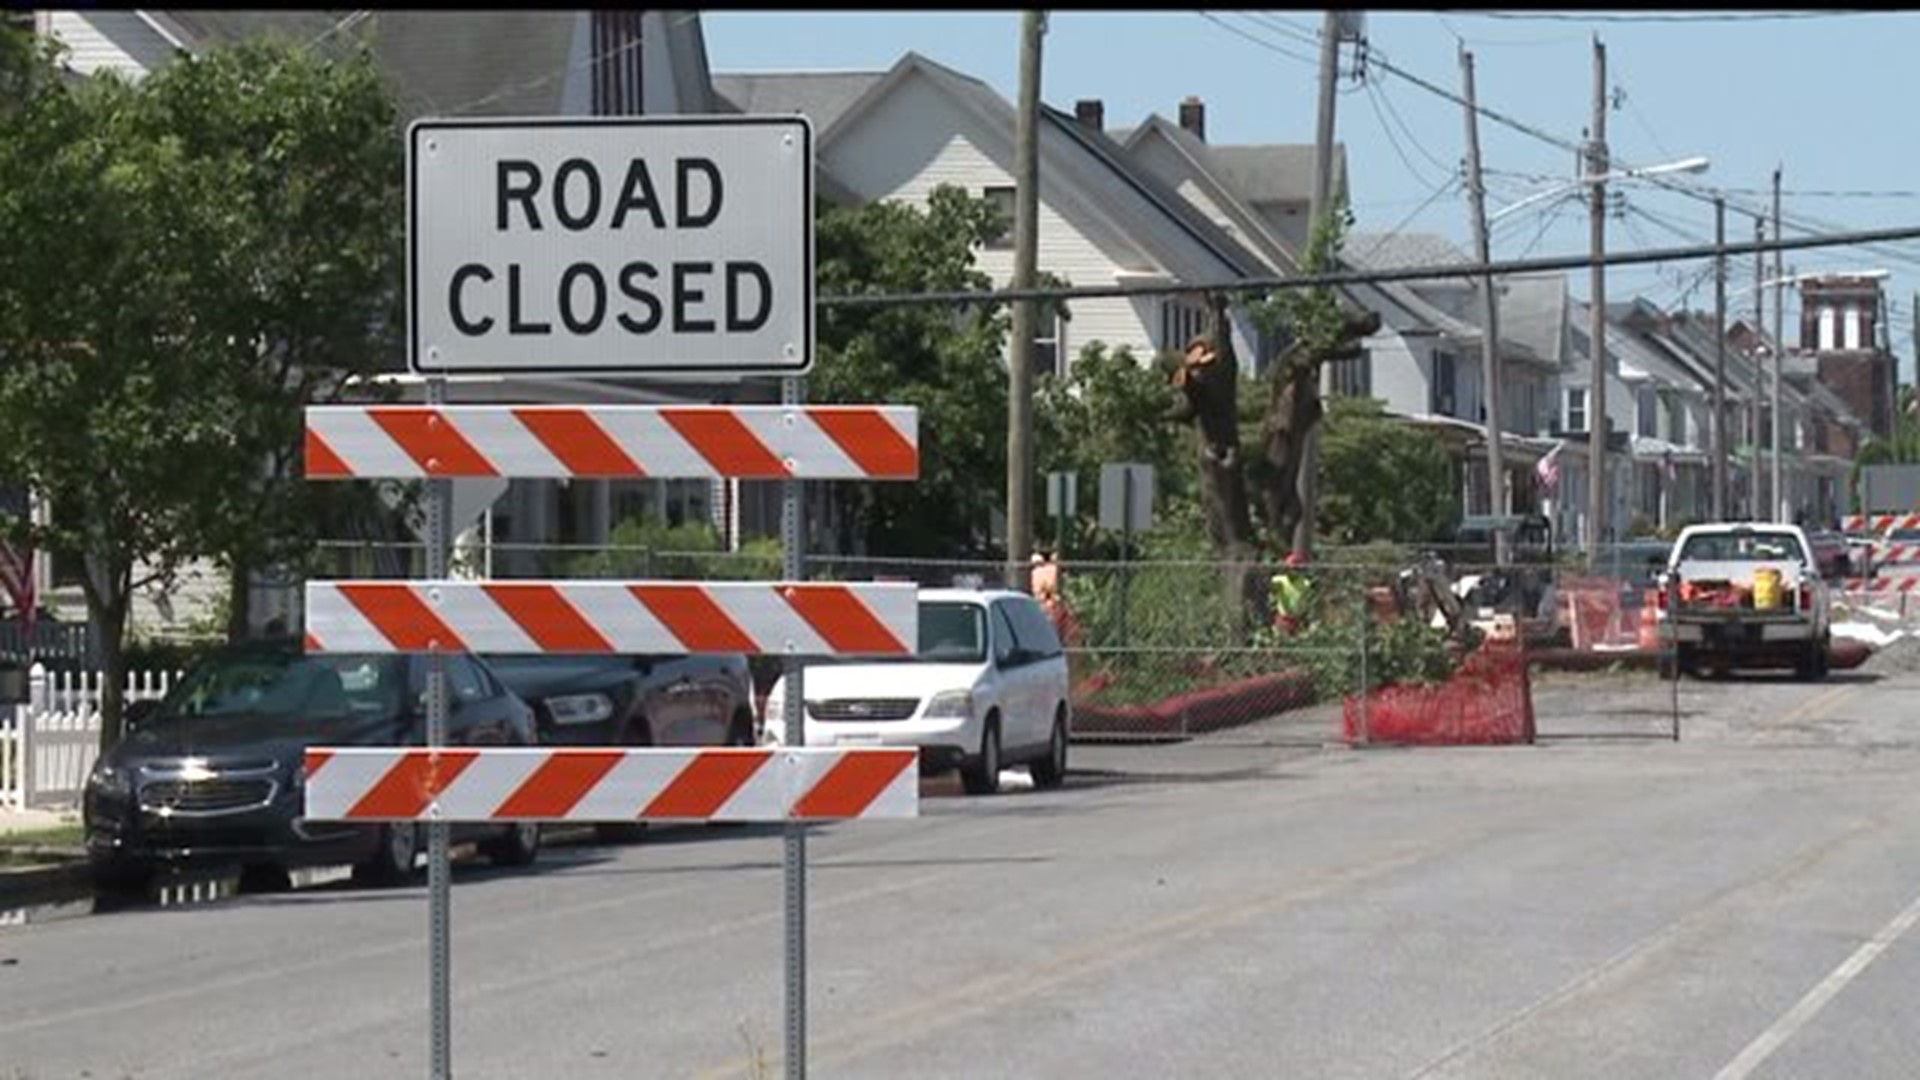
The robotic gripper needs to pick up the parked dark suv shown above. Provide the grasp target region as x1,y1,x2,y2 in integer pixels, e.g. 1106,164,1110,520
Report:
84,640,542,892
483,652,755,841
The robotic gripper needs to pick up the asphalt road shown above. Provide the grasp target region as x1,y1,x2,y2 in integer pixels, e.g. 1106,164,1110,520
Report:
4,654,1920,1079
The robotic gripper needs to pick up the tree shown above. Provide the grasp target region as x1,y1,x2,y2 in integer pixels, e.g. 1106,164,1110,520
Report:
1248,202,1382,557
131,40,405,639
809,186,1012,556
1316,397,1459,545
1035,341,1194,551
0,33,401,749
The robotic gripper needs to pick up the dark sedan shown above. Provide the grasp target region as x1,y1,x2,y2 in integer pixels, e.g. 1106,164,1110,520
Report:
84,640,542,893
484,652,755,842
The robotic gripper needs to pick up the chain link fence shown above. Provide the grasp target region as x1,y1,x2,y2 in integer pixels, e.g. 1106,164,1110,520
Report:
309,542,1540,747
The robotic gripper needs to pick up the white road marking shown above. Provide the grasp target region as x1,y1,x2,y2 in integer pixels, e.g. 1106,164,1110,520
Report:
1712,885,1920,1080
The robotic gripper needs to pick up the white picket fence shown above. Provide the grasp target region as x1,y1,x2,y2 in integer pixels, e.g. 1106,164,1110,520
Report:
1,665,181,810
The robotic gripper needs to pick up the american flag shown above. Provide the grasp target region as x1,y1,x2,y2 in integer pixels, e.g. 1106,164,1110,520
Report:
1536,441,1564,494
0,485,34,630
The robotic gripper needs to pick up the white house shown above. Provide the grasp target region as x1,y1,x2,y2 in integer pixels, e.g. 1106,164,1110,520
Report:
716,56,1274,374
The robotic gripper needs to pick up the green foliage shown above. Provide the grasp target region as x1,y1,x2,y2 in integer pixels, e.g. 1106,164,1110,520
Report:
563,519,781,581
1248,199,1355,370
1036,342,1201,554
1316,397,1459,545
810,186,1011,557
0,38,402,743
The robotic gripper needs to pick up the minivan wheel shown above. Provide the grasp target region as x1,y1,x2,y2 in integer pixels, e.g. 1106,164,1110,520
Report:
352,823,420,887
960,718,1002,796
483,821,541,868
1030,710,1068,789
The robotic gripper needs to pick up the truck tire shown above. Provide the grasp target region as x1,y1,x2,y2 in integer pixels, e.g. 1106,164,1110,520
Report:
1796,639,1830,681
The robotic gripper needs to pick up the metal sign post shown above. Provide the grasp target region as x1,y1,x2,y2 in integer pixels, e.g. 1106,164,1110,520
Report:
423,376,453,1080
781,374,808,1079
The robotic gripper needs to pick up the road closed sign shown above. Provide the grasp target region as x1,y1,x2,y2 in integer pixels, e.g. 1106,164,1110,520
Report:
409,116,813,377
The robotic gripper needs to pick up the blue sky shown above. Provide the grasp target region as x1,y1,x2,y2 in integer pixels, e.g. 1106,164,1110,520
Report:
704,10,1920,379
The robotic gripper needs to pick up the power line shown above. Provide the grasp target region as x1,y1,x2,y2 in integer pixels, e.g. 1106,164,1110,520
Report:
1362,76,1448,190
1443,9,1881,23
1193,11,1322,69
1370,73,1457,179
819,224,1920,308
1349,177,1462,267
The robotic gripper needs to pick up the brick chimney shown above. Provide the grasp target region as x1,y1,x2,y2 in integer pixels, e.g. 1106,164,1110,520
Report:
1178,96,1206,142
1074,98,1104,132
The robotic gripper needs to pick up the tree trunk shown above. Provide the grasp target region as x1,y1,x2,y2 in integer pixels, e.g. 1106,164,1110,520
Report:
1260,309,1383,557
82,554,132,754
225,556,251,643
1169,296,1265,637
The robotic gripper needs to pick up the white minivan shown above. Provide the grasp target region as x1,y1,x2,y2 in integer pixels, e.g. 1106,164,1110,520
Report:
762,588,1071,795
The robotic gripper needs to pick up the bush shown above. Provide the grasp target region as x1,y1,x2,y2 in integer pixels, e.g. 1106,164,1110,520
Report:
562,519,781,581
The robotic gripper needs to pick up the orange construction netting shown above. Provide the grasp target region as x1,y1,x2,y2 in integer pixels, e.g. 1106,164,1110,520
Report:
1341,641,1536,746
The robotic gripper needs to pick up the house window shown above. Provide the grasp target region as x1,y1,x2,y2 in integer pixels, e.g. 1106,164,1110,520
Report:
982,186,1016,250
1329,350,1372,398
1636,386,1657,438
1565,387,1588,433
1843,306,1862,350
1817,306,1836,351
1159,300,1208,355
1430,351,1457,416
1030,307,1067,379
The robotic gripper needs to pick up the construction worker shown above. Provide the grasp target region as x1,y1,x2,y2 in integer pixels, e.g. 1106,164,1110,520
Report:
1270,551,1312,635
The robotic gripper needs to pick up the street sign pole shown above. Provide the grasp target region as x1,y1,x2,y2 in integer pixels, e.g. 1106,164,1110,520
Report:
781,374,808,1079
424,376,452,1080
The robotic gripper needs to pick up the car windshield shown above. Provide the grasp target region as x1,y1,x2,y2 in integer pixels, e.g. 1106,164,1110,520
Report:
919,602,987,663
1677,531,1808,564
163,651,409,722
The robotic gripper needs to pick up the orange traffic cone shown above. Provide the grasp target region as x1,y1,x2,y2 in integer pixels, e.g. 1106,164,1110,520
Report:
1637,593,1660,650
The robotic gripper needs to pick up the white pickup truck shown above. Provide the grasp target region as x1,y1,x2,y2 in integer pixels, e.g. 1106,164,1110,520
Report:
1657,523,1831,680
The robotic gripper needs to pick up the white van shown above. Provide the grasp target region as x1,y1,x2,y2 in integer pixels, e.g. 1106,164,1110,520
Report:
762,588,1071,795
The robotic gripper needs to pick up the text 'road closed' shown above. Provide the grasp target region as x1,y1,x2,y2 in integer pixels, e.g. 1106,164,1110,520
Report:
410,118,811,375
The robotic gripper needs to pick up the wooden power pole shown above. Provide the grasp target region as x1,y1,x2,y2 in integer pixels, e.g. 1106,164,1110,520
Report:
1584,35,1608,562
1006,10,1045,588
1771,165,1785,522
1295,8,1343,559
1460,45,1507,552
1752,216,1765,519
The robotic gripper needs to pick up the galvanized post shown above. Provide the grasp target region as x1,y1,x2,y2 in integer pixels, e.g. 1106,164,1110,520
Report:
781,375,808,1079
425,376,453,1080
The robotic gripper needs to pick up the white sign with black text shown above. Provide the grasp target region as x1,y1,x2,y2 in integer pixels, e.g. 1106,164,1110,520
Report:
408,116,814,377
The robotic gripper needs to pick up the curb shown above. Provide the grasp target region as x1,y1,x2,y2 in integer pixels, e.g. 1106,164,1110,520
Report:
0,854,92,907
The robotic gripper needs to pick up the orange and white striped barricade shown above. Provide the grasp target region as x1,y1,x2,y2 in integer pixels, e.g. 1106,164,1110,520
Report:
303,580,917,656
304,404,919,480
302,746,919,824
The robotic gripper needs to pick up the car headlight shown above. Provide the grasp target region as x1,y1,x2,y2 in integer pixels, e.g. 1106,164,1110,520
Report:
545,692,616,726
88,759,131,798
923,690,974,720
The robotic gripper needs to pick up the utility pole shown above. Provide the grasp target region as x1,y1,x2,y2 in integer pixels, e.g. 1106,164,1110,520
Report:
1751,216,1764,520
1584,35,1608,563
1711,195,1727,520
1771,165,1786,522
1005,10,1044,589
1295,8,1343,559
1461,45,1508,558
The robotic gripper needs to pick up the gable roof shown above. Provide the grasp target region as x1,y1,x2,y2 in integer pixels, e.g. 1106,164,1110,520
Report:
1039,105,1265,278
157,10,579,118
712,70,884,133
1207,143,1346,206
1495,274,1567,368
809,52,1266,280
154,11,716,120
